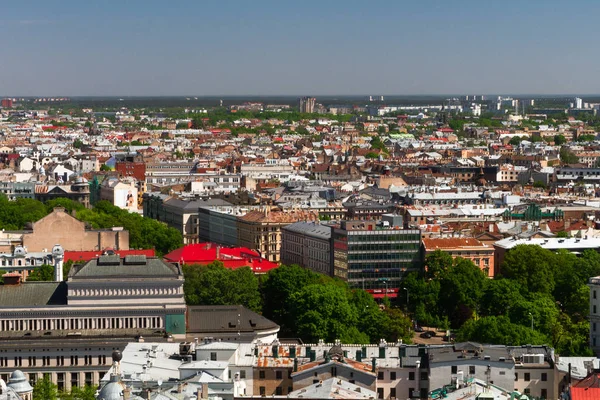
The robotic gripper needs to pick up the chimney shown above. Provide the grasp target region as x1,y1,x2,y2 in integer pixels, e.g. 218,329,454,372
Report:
2,273,21,285
201,383,209,400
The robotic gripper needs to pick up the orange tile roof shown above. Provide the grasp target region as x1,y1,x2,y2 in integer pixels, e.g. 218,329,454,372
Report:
422,237,490,250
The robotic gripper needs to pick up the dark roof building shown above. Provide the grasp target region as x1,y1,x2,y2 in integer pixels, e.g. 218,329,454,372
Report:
187,305,280,343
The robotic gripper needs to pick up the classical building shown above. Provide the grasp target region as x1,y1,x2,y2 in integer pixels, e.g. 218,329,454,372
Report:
0,253,186,390
422,237,495,277
281,222,333,276
22,207,129,252
33,178,91,208
237,208,319,263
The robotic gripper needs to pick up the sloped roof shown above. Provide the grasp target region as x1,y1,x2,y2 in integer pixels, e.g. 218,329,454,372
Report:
164,243,278,273
0,282,67,307
187,305,279,334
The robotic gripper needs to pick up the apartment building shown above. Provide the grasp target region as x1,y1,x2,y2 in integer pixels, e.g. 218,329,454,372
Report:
281,221,333,275
422,237,495,277
237,208,319,263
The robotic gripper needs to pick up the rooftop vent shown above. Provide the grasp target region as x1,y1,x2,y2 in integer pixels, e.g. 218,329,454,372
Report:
123,255,147,265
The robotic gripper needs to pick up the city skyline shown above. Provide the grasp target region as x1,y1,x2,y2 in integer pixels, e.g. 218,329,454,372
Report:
2,0,600,96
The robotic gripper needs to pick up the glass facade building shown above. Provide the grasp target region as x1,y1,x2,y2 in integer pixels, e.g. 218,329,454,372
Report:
333,218,422,297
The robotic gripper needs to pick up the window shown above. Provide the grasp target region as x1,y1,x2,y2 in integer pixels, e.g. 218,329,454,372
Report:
275,387,282,395
515,373,518,381
288,387,293,394
451,366,458,374
240,370,246,379
210,352,217,361
595,323,597,332
259,370,265,379
469,366,475,375
525,373,530,381
390,372,396,380
276,371,282,380
541,372,547,381
420,372,428,381
594,305,597,314
378,371,384,380
390,388,396,399
524,388,530,395
408,388,414,398
259,387,266,396
595,290,597,299
377,388,384,399
409,372,415,381
541,389,547,399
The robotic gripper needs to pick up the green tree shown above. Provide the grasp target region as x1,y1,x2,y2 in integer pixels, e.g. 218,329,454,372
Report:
456,315,549,346
500,245,557,295
509,136,523,145
183,262,262,312
291,284,367,343
33,374,58,400
438,258,487,327
71,385,98,400
100,164,112,171
480,279,526,317
554,134,567,145
533,181,547,189
424,250,453,280
27,264,55,281
261,264,326,335
560,147,579,164
73,139,84,149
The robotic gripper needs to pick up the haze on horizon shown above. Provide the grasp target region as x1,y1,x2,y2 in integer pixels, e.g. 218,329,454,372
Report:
1,0,597,97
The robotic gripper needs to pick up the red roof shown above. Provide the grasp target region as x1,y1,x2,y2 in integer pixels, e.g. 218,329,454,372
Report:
571,387,600,400
164,243,278,274
64,249,155,263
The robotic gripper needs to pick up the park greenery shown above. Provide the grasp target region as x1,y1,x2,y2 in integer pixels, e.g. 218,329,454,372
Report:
399,247,598,356
0,195,182,255
183,263,412,344
33,374,96,400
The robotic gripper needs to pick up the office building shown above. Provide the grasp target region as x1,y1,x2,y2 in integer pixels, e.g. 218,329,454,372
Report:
332,214,422,297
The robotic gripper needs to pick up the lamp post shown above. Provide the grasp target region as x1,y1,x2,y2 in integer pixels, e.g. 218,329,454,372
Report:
528,312,534,331
379,278,389,299
403,287,409,307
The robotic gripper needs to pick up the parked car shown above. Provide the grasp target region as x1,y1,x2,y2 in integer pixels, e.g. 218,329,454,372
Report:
414,326,424,332
420,331,433,339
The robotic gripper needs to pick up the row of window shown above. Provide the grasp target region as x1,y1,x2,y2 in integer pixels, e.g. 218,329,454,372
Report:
0,355,107,367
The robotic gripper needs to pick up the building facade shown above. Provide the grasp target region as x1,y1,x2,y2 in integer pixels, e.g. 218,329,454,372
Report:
332,215,422,297
281,221,333,276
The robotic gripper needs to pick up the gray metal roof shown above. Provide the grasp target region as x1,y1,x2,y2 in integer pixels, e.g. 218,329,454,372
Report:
0,282,67,307
282,221,332,240
71,257,181,278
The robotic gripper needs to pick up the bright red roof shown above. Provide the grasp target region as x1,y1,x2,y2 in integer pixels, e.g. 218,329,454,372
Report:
64,249,155,263
164,243,278,274
571,387,600,400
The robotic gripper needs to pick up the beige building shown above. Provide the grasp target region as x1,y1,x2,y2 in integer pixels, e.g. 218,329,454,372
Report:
22,207,129,252
237,208,319,262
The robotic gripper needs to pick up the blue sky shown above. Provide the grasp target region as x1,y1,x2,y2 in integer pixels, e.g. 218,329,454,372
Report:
1,0,598,96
